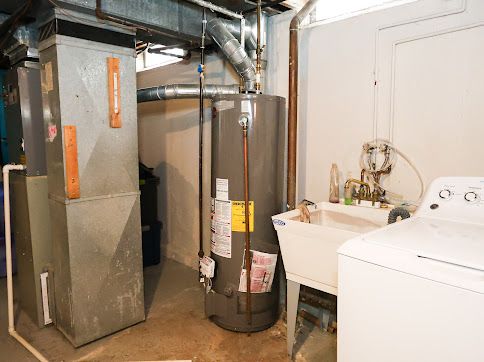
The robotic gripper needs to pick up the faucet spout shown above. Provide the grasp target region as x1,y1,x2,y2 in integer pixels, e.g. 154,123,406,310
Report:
344,178,371,203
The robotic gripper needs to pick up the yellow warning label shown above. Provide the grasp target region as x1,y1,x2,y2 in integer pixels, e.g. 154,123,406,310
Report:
231,201,254,232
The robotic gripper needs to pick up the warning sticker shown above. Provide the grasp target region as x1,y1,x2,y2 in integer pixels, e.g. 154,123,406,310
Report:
211,199,232,258
47,123,57,142
214,199,231,224
231,201,254,232
216,178,229,201
238,250,277,293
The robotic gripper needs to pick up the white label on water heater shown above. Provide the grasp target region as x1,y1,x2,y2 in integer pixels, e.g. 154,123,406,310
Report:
200,256,215,278
216,178,229,201
241,100,251,114
211,199,232,258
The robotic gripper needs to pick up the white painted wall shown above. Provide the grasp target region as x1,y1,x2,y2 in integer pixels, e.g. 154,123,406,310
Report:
138,0,484,269
137,55,237,269
267,0,484,205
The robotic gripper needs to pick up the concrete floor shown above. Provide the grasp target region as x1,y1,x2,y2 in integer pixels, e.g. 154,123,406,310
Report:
0,258,336,361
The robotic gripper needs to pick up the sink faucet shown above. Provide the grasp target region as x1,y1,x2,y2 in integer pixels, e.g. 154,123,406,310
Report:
344,178,371,205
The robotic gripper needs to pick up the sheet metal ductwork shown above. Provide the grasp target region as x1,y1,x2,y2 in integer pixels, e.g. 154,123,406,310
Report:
207,18,256,91
218,18,257,51
137,83,240,103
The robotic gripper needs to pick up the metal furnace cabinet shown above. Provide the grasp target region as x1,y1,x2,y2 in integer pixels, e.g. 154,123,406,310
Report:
38,16,144,346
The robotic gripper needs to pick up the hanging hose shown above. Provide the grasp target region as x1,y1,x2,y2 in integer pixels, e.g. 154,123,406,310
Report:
198,9,207,280
361,138,425,206
241,116,252,328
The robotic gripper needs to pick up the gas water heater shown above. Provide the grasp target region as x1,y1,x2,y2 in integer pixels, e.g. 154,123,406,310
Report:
205,93,286,332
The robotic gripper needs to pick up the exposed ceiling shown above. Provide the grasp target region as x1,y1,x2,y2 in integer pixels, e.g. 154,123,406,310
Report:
209,0,291,13
0,0,301,68
0,0,300,17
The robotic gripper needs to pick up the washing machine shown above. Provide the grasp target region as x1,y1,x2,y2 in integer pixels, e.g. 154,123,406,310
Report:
337,177,484,362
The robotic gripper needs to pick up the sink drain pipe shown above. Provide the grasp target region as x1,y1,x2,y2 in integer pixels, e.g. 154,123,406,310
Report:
3,164,48,362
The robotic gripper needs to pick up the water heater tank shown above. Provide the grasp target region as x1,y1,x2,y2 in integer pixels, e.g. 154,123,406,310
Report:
205,94,286,332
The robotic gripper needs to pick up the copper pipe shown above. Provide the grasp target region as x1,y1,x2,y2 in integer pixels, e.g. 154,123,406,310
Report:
299,309,321,327
287,0,321,210
242,123,252,326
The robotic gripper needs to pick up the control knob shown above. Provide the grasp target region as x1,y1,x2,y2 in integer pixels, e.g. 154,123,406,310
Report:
439,189,452,200
464,191,479,203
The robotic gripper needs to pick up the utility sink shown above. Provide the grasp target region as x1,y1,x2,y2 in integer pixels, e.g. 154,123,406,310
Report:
272,202,389,295
272,201,390,357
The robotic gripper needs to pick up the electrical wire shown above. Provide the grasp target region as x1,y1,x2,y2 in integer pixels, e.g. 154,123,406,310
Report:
136,42,148,55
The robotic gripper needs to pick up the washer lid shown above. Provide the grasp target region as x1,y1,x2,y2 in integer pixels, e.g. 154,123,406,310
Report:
362,217,484,271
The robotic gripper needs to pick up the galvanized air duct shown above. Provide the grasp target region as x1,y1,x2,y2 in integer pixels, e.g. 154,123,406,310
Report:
287,0,321,210
207,18,256,91
137,83,239,103
218,18,257,50
185,0,244,20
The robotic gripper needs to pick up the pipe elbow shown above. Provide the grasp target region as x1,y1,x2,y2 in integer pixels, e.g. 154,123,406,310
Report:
207,18,256,91
3,164,25,174
289,17,300,31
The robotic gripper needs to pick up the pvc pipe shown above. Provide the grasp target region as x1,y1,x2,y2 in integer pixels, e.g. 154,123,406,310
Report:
3,164,49,362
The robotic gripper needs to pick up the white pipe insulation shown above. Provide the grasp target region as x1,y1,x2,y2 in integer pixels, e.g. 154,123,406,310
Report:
3,164,48,362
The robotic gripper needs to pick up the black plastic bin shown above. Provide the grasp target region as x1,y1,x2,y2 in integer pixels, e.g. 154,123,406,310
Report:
139,163,162,267
142,221,162,267
139,163,160,226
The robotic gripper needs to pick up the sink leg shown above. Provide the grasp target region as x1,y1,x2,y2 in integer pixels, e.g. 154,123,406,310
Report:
287,279,300,358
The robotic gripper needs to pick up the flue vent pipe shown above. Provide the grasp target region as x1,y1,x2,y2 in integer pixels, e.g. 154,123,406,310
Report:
207,18,257,92
3,164,49,362
287,0,321,210
217,18,257,50
137,83,240,103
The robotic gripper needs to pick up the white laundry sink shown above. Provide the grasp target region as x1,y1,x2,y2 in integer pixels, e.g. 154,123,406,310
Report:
272,202,389,295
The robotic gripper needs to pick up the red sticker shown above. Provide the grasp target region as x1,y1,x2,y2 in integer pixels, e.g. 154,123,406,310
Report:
47,124,57,142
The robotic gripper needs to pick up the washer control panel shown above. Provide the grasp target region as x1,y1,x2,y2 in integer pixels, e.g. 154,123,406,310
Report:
417,177,484,224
